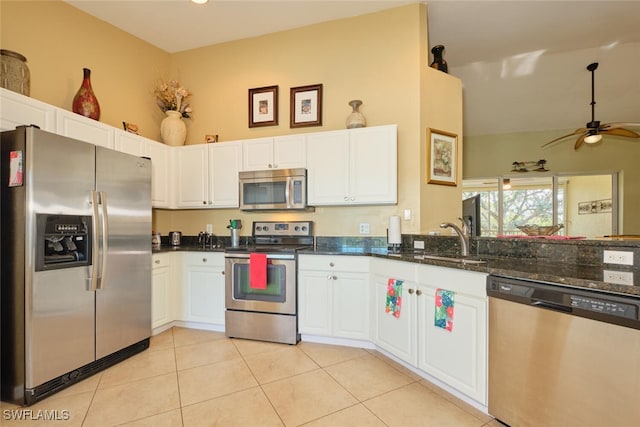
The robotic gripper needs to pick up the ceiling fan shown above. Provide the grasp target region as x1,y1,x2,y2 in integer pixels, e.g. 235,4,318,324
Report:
541,62,640,150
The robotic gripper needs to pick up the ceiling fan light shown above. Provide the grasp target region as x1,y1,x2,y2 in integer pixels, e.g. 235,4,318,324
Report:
584,133,602,144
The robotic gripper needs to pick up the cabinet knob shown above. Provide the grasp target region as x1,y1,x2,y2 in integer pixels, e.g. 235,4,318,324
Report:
350,196,356,201
416,289,423,296
332,275,338,280
408,288,414,294
221,271,225,275
154,259,160,264
208,201,213,205
202,201,206,205
329,262,335,267
268,164,273,168
202,258,207,263
344,196,349,201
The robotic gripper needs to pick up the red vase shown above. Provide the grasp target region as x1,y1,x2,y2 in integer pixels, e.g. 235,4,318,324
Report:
72,68,100,120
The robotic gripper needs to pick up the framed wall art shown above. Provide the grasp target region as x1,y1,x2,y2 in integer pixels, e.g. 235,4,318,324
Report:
427,128,458,186
290,84,323,128
249,85,278,127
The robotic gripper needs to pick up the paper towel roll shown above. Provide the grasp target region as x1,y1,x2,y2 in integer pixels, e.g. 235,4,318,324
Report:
388,215,402,244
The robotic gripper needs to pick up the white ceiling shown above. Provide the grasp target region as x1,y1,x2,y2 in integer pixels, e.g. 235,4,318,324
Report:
64,0,640,137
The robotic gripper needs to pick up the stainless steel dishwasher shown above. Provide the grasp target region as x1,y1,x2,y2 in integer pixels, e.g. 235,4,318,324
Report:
487,275,640,427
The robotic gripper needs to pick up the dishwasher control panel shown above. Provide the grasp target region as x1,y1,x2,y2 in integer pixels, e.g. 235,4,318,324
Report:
570,295,637,320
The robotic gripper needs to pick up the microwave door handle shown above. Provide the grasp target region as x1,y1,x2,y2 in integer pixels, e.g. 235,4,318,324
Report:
89,191,100,291
286,177,293,208
97,191,109,289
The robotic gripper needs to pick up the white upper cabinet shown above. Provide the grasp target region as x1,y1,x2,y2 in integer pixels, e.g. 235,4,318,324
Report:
208,141,242,208
242,134,306,171
115,129,146,156
307,125,397,205
174,142,242,208
55,109,114,148
175,144,209,208
0,88,56,132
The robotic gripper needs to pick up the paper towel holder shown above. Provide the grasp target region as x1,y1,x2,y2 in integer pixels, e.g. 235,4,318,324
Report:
387,215,402,253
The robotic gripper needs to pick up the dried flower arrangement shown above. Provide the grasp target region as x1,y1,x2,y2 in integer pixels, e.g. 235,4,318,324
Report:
154,79,192,118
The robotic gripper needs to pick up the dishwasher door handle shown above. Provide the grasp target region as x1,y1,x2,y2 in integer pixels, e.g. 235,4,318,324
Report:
531,299,572,313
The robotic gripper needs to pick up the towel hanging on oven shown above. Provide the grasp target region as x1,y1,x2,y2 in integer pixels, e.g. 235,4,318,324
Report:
249,253,267,289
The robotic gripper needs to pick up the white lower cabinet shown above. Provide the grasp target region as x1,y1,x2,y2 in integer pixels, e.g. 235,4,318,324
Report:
151,253,177,329
181,252,226,326
371,258,488,405
371,259,419,365
298,255,370,340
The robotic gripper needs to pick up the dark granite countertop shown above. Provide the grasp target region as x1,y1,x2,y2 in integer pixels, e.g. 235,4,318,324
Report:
300,248,640,298
153,236,640,298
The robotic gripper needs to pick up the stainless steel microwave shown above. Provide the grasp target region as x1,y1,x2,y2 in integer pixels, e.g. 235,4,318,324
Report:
239,168,312,211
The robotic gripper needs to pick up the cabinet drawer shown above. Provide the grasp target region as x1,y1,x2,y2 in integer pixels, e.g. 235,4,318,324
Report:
416,264,487,297
298,254,370,272
182,252,224,266
152,253,170,268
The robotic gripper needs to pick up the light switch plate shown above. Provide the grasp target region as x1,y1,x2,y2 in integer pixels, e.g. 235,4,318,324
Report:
359,223,370,235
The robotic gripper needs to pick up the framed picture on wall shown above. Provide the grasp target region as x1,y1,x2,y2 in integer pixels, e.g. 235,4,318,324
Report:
249,85,278,127
427,128,457,186
290,84,323,128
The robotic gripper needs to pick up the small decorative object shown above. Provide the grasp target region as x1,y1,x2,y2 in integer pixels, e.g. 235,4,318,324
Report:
427,128,458,186
290,84,322,128
511,159,548,172
154,78,192,146
516,224,564,236
160,111,187,146
0,49,30,96
249,85,278,127
430,45,448,74
72,68,100,120
578,199,612,215
346,99,366,129
205,134,219,143
122,122,139,134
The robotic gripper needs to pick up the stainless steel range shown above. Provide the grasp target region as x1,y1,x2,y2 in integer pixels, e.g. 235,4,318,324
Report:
224,221,314,344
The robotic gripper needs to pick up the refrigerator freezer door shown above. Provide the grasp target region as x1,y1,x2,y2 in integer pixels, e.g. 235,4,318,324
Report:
28,129,96,388
94,147,151,359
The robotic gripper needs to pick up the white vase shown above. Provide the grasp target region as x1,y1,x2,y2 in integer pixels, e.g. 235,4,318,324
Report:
160,110,187,146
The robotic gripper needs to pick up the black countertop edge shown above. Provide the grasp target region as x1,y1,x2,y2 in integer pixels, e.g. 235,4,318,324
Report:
153,245,640,298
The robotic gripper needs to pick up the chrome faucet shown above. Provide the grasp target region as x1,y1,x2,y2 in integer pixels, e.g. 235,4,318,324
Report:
440,217,470,257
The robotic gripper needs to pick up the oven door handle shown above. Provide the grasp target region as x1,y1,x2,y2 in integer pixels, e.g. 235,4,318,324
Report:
224,252,295,260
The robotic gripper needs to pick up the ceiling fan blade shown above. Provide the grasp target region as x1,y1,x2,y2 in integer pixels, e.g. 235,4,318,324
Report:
600,128,640,138
541,129,587,148
600,122,640,130
574,134,587,150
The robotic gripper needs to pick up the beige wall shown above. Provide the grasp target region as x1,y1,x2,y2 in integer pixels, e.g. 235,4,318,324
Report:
565,175,612,237
0,1,170,140
464,130,639,234
2,1,463,238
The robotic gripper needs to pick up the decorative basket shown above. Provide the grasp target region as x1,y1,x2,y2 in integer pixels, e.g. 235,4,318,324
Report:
516,224,564,236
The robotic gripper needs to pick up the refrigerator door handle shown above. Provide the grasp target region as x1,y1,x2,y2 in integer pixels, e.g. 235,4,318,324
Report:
97,191,109,290
89,191,100,291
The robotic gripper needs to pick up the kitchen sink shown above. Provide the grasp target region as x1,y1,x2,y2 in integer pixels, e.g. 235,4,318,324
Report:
413,254,487,265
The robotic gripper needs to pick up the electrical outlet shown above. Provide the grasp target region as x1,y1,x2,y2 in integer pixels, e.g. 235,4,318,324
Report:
603,250,634,266
603,270,634,286
359,223,370,235
414,240,425,250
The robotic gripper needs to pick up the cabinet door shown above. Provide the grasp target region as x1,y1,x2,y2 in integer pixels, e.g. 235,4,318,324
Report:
182,253,225,325
0,88,56,131
175,144,209,208
417,284,487,405
242,137,274,170
306,130,350,205
349,125,397,204
56,109,114,148
144,140,171,208
372,274,418,365
115,130,146,156
298,270,332,336
273,134,306,169
332,272,370,340
209,141,241,208
151,254,172,329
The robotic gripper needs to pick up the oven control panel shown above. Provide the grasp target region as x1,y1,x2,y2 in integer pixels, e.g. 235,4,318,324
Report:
253,221,313,237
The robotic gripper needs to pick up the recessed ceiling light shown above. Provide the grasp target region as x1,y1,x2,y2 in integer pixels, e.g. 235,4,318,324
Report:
191,0,208,4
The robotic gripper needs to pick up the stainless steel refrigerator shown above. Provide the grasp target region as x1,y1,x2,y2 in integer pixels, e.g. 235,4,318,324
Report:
1,125,152,405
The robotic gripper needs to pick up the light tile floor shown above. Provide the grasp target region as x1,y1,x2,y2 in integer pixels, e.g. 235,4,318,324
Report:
1,327,503,426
